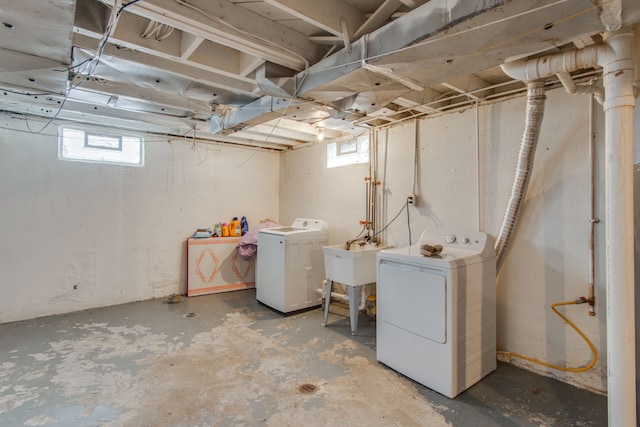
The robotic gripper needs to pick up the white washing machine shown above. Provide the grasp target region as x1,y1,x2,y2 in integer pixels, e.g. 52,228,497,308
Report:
376,229,497,398
256,218,329,313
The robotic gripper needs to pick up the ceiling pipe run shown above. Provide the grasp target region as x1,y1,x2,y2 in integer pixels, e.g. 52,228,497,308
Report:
501,44,606,82
501,29,637,427
555,70,605,104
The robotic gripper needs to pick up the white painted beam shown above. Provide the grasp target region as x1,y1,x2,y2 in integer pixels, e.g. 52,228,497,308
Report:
238,55,266,78
341,20,352,54
99,0,323,69
263,0,365,38
354,0,402,40
441,74,493,99
396,0,429,8
74,15,258,86
235,129,307,146
180,33,205,59
75,12,254,77
308,36,343,45
187,40,244,76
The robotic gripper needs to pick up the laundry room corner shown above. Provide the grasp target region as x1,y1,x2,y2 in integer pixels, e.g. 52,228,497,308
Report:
278,86,625,395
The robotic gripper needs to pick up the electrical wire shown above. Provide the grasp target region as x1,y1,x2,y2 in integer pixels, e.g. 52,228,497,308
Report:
373,199,409,239
0,87,64,97
19,0,144,135
72,0,144,89
497,299,598,373
140,20,175,41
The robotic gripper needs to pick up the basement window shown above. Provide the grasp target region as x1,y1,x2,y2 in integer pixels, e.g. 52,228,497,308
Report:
326,134,369,168
59,126,144,167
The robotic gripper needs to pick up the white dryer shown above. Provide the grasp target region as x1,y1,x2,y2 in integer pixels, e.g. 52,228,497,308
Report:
376,229,496,398
256,218,329,313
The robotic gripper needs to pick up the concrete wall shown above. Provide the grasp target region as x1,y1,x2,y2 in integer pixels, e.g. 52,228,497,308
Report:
0,114,279,323
280,87,640,393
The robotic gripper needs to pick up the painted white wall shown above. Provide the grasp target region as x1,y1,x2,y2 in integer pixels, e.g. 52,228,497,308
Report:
279,143,370,236
0,114,279,323
279,87,640,393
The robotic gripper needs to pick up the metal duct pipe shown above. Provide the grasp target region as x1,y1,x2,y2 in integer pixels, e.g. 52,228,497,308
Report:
494,81,546,271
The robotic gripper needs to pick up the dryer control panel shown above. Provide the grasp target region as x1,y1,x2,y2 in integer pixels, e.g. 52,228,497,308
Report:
416,229,494,258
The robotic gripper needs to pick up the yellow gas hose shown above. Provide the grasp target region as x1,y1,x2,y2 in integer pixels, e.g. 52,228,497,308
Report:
497,300,598,372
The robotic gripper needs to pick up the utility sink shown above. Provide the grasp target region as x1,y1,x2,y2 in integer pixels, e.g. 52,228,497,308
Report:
323,244,383,286
322,243,384,335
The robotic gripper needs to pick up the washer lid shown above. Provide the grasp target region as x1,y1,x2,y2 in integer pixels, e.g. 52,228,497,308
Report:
259,226,304,236
265,226,304,233
259,218,328,236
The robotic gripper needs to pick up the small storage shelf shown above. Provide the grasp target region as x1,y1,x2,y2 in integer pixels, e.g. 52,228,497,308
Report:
186,237,255,297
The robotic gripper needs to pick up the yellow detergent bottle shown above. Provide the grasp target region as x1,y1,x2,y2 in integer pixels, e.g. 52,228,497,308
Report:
228,217,242,237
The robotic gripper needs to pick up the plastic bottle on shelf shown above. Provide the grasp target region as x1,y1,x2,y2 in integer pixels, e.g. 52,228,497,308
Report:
240,216,248,235
228,217,242,237
221,222,229,237
214,223,222,237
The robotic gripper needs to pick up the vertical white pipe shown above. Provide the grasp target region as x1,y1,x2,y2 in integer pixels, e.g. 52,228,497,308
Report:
588,94,596,317
601,30,636,427
476,100,481,232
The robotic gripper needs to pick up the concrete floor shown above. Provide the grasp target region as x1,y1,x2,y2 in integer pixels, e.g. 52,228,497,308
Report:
0,289,607,426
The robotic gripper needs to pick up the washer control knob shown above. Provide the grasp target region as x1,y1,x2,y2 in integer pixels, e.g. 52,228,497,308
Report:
445,234,456,244
462,237,470,244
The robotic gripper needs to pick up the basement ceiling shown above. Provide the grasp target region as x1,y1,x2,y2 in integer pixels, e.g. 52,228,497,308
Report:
1,0,639,151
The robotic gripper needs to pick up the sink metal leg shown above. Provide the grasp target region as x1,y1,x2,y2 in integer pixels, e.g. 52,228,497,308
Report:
348,285,359,335
323,279,332,326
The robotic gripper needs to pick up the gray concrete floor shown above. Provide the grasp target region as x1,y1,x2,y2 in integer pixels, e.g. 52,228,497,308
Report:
0,289,607,426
